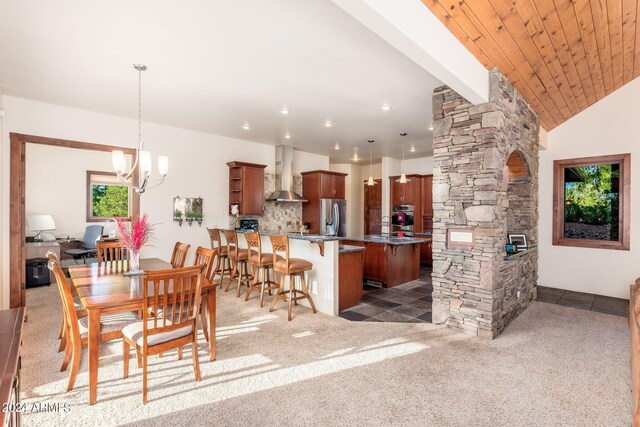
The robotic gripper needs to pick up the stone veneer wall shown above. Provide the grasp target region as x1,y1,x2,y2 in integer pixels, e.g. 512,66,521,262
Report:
232,173,303,232
431,69,539,338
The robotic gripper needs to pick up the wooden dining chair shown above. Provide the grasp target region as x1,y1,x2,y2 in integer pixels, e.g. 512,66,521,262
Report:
193,247,216,342
170,242,191,268
96,240,128,266
245,232,279,308
223,230,253,296
268,235,317,321
122,264,205,404
207,228,232,286
47,252,139,392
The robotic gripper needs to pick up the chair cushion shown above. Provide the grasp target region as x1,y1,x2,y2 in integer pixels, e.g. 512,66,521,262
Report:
274,258,313,273
122,319,192,347
249,253,281,266
228,248,249,260
78,311,140,338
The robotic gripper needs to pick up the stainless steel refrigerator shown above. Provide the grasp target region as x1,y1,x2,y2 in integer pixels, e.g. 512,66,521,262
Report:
320,199,347,237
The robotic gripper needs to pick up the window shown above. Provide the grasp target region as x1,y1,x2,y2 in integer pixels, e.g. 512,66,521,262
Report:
86,171,131,222
553,154,630,250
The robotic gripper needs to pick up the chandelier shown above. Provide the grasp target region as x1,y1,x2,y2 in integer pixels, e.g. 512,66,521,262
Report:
112,64,168,193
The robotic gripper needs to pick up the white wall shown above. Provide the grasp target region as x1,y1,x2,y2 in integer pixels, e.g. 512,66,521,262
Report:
25,144,123,239
329,163,361,236
401,156,433,175
540,77,640,299
0,91,4,309
2,95,329,308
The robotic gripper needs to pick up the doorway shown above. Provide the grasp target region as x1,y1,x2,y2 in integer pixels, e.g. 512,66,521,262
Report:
364,179,382,235
9,133,139,308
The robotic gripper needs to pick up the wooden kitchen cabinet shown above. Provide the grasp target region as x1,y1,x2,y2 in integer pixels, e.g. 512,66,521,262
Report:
227,161,267,215
339,249,364,311
314,171,346,199
302,170,348,234
389,175,421,206
421,175,433,216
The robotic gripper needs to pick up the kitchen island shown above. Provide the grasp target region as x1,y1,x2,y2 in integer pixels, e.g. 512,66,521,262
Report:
340,235,431,288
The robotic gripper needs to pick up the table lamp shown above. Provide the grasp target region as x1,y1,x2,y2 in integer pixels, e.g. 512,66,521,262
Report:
27,214,56,242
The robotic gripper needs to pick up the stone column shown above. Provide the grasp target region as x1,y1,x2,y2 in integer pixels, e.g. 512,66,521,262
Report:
431,69,539,338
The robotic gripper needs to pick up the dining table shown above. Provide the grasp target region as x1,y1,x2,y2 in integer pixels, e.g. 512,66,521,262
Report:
68,258,218,405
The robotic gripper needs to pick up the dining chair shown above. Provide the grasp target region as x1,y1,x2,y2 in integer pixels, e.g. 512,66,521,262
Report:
245,232,279,308
207,228,232,287
96,240,129,266
193,247,216,342
47,252,140,392
63,225,104,264
268,235,317,321
170,242,191,268
122,264,205,404
223,230,252,296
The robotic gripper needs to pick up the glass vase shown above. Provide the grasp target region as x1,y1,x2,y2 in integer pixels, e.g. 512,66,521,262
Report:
125,249,142,276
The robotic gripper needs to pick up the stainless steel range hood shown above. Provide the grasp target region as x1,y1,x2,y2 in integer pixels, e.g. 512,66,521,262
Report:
265,145,307,202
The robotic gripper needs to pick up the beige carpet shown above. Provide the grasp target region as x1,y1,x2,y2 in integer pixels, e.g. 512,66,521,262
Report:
19,283,630,426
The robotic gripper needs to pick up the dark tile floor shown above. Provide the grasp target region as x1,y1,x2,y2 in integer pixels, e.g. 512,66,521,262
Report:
339,268,629,324
536,285,628,317
339,267,433,323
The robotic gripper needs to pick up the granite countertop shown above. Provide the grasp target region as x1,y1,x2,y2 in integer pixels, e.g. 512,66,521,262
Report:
339,244,365,254
342,235,430,245
414,232,433,237
259,231,341,242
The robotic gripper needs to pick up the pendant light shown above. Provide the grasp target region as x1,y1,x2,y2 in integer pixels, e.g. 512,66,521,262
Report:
111,64,168,194
367,139,378,186
396,132,411,183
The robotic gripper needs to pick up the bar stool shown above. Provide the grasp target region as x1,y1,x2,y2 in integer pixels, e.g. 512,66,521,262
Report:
244,232,279,308
223,229,253,297
268,235,317,321
208,228,233,287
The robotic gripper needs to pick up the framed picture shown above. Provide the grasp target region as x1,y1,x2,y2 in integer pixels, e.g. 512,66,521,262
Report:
508,234,528,251
505,244,517,254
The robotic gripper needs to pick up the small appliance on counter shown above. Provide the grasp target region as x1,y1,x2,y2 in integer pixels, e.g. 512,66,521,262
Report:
236,218,259,233
391,205,415,236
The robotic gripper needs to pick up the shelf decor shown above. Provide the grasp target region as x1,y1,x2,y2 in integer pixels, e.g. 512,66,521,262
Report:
173,196,203,227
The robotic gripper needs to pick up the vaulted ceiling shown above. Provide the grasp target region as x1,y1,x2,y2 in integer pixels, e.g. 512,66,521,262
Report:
422,0,640,130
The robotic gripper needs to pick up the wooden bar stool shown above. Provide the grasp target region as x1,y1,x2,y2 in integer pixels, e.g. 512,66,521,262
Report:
223,230,253,297
268,235,317,321
207,228,233,287
244,232,279,308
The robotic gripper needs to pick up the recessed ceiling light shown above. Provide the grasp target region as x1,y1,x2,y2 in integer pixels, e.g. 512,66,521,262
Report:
324,121,333,127
334,143,340,150
428,124,434,131
410,145,416,152
380,104,392,111
284,133,292,139
281,107,290,115
242,123,251,130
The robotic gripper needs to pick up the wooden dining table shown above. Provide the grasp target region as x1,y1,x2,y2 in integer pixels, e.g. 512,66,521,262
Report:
68,258,218,405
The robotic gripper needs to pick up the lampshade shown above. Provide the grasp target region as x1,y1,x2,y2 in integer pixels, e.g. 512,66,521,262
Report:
112,150,126,174
158,156,169,176
28,214,56,231
397,173,411,184
139,150,152,175
367,176,376,186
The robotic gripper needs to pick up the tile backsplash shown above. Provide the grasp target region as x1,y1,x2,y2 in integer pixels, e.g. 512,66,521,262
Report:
229,173,303,233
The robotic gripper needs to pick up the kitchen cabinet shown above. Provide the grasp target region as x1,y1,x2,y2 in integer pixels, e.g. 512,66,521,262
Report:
419,216,433,266
389,175,421,206
421,175,433,216
364,179,382,235
339,249,364,311
302,170,348,234
227,161,267,216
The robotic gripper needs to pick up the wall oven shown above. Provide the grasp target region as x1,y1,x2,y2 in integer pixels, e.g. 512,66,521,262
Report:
391,205,414,236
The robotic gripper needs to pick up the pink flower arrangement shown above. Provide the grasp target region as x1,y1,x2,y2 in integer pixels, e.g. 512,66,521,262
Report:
115,213,153,251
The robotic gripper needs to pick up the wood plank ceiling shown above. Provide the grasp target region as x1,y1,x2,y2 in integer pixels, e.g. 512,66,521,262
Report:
422,0,640,130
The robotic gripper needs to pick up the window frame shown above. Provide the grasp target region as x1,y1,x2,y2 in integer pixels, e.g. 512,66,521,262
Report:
552,153,631,251
86,170,132,222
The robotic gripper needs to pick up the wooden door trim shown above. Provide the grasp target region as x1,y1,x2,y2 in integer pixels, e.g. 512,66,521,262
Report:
9,133,140,308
